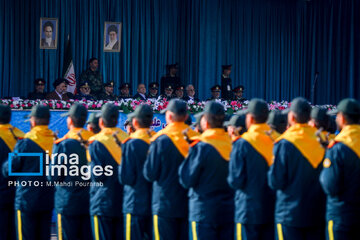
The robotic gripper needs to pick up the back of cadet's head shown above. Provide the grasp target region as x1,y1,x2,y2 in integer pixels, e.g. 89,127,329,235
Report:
333,98,360,124
203,101,225,128
161,99,188,122
28,105,50,125
0,105,11,124
100,103,119,127
61,103,88,128
246,98,269,123
311,107,330,130
289,97,311,123
127,104,154,128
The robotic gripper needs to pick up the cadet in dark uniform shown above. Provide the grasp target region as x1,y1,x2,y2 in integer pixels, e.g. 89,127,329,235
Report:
98,81,117,101
88,103,128,240
174,85,185,99
228,99,275,240
0,105,25,240
159,84,175,101
79,58,104,98
221,65,233,100
206,85,222,101
2,105,55,240
119,105,154,240
309,107,334,145
144,99,197,240
224,112,247,142
118,83,132,99
160,63,181,95
268,97,326,240
233,85,246,102
147,82,159,99
179,101,234,240
87,112,101,134
75,81,96,101
50,104,93,240
320,98,360,240
28,78,47,100
266,110,288,140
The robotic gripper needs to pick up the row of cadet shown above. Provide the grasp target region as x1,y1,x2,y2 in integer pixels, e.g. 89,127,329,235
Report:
0,96,359,240
25,60,245,102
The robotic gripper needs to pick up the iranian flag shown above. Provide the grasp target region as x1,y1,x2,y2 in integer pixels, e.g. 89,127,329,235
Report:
63,35,77,94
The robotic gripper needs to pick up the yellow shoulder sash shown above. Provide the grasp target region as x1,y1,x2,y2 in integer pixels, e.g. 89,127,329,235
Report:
89,128,122,164
129,128,153,145
334,125,360,158
198,129,232,161
0,124,25,151
24,126,54,154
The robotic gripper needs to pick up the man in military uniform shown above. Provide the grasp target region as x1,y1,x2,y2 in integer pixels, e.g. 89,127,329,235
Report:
28,78,47,100
206,85,222,101
147,82,159,99
2,105,55,240
88,103,128,240
160,63,181,94
0,105,25,240
119,105,154,239
266,110,288,140
79,58,104,98
174,85,185,99
133,83,147,101
75,81,96,101
268,97,326,239
224,112,246,141
46,78,70,101
221,65,233,100
228,99,275,240
144,99,197,240
49,103,94,240
87,112,101,134
159,84,174,101
118,83,132,99
179,101,234,239
320,98,360,240
98,81,117,101
233,85,246,102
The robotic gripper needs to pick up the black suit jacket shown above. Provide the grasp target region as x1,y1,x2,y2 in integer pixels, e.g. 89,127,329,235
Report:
133,93,147,101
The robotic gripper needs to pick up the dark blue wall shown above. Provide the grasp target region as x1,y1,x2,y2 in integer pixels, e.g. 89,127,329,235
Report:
0,0,359,104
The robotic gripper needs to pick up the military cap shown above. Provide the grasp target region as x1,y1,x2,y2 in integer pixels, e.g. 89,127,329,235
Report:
53,78,69,88
27,105,50,120
104,81,115,87
34,78,46,85
287,97,311,116
222,65,232,70
87,112,100,125
267,110,288,133
119,83,131,90
210,85,221,92
160,99,187,116
127,104,153,122
191,112,204,128
98,103,119,122
329,98,360,116
79,81,90,88
233,85,245,93
239,98,268,119
176,85,185,91
311,107,329,125
149,82,159,90
164,84,173,90
203,101,225,115
224,114,246,128
0,105,11,123
61,103,88,121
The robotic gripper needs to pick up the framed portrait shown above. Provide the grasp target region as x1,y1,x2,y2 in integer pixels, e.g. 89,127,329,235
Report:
104,22,122,52
40,18,58,50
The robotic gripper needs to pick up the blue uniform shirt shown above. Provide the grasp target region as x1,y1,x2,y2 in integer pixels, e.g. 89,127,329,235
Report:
228,138,275,224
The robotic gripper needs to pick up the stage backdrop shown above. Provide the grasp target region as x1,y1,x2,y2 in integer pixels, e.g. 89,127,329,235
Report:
0,0,359,104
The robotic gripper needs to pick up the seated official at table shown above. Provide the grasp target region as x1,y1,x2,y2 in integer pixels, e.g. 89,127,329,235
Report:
118,83,132,99
74,81,96,101
46,78,70,101
159,84,174,101
133,83,147,101
28,78,47,100
183,84,200,102
147,82,159,99
233,85,246,102
98,81,117,101
206,85,222,101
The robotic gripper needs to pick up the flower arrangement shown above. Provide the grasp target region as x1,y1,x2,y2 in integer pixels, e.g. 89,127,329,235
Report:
0,98,337,114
